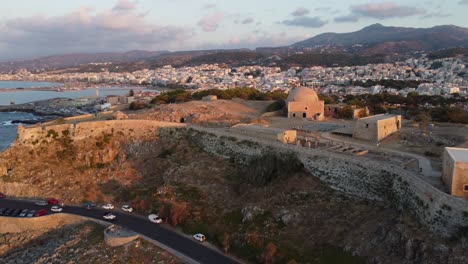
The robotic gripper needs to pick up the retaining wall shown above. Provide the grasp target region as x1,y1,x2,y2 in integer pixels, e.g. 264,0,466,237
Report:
0,213,84,234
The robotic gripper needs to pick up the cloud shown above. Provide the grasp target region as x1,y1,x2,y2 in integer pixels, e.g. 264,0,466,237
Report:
459,0,468,4
202,3,216,9
314,7,332,12
241,17,254,24
350,2,425,19
334,15,360,23
197,12,224,32
112,0,137,12
291,7,310,17
280,16,327,28
421,12,450,19
0,2,193,59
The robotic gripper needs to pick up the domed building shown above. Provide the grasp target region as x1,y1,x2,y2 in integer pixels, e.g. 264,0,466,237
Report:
286,86,324,120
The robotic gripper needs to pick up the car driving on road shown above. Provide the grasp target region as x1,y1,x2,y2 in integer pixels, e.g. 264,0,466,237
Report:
102,204,114,210
47,198,59,205
121,205,133,212
193,233,206,242
148,214,163,224
83,202,96,210
0,193,5,199
103,212,116,220
51,206,63,212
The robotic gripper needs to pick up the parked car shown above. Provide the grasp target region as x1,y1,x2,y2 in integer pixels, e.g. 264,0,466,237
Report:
27,210,36,217
34,209,47,217
3,208,15,216
148,214,163,224
83,203,96,210
47,198,59,205
193,233,206,242
11,209,21,217
0,193,5,198
51,206,63,212
103,213,116,220
35,201,48,206
102,204,114,210
121,205,133,212
19,209,29,217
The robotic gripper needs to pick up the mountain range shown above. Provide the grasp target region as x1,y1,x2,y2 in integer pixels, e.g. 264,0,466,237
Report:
0,24,467,73
292,24,468,54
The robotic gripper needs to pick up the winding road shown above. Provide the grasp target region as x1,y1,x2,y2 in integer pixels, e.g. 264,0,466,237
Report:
0,199,241,264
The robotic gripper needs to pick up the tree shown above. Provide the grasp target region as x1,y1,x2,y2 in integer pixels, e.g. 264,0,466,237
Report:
262,242,277,264
222,233,231,253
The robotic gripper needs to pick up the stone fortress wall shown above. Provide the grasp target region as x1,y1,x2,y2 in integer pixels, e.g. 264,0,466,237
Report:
183,126,468,237
13,120,468,237
16,120,186,145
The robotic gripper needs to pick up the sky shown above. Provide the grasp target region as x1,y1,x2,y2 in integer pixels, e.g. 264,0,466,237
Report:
0,0,467,60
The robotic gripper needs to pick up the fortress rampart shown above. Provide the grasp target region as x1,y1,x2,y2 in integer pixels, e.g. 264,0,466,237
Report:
12,120,468,237
16,120,186,145
182,126,468,237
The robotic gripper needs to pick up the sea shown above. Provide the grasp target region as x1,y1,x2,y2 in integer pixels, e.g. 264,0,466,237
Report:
0,81,148,152
0,112,39,152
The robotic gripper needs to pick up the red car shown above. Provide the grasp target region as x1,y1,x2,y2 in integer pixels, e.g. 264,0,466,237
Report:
0,193,5,199
47,198,59,205
34,209,47,217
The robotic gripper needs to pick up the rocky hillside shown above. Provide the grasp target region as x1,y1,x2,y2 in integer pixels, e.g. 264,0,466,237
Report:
292,24,468,54
1,120,468,263
0,222,179,264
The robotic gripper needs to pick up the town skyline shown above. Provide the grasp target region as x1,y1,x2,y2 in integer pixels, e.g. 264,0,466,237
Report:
0,0,467,60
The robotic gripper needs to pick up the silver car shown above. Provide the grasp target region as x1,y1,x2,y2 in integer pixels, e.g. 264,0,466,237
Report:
19,209,29,217
26,210,36,217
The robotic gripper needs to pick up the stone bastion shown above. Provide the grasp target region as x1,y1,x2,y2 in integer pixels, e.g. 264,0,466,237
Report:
180,127,468,237
12,120,468,237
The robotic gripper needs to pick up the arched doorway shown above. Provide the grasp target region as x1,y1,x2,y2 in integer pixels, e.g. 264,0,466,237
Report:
180,117,185,123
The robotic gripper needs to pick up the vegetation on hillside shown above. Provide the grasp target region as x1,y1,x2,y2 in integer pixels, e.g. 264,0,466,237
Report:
341,93,468,124
150,87,287,105
277,53,386,69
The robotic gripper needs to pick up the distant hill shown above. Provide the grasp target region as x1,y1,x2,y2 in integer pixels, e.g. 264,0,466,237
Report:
0,50,169,73
292,24,468,54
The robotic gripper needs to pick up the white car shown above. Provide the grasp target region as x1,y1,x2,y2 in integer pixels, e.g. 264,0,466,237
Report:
103,213,116,220
35,201,47,206
102,204,114,210
193,233,206,242
51,206,63,212
121,205,133,212
148,214,163,224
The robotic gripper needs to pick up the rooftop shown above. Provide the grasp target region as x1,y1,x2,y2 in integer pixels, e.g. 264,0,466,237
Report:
446,147,468,162
359,114,400,122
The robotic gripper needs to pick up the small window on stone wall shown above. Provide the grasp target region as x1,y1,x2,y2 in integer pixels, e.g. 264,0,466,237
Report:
464,185,468,192
366,124,369,128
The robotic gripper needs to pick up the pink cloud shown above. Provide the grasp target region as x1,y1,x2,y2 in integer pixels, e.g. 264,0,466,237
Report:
197,12,225,32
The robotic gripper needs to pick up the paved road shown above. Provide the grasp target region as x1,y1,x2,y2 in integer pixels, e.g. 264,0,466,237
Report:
0,199,240,264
